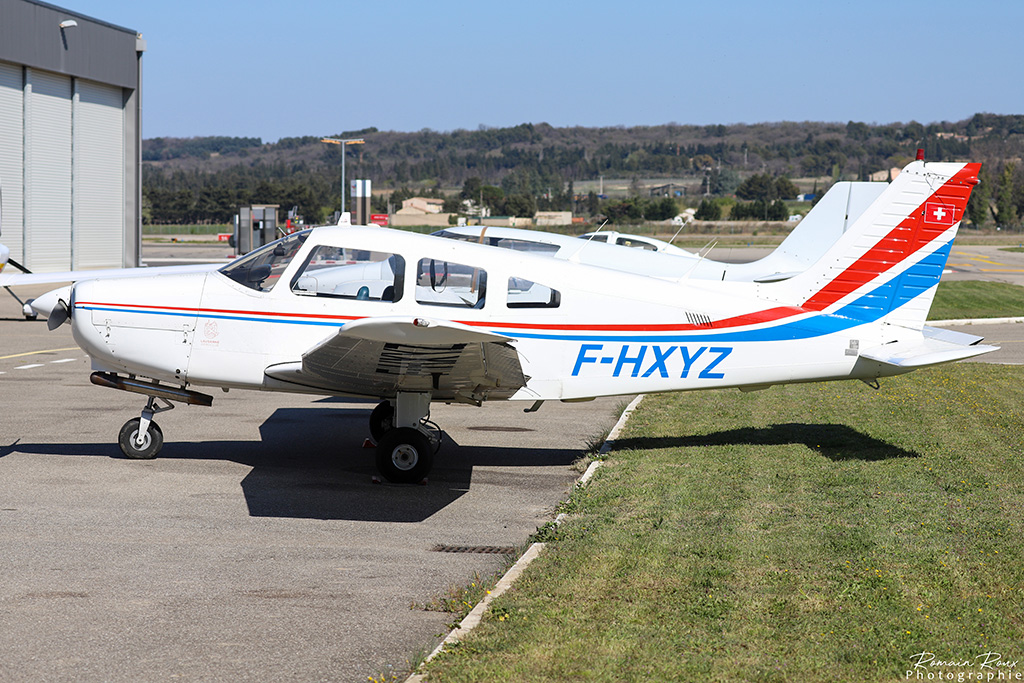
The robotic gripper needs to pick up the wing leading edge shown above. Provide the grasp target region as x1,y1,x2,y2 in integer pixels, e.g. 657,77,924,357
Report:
264,316,526,403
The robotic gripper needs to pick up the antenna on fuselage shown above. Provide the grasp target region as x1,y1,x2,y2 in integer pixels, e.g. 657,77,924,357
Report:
566,219,609,263
676,239,719,283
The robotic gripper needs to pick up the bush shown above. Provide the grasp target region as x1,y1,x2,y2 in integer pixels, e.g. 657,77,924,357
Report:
729,199,789,221
694,199,721,221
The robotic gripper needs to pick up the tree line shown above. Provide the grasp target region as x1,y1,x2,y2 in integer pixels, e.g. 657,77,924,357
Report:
141,114,1024,227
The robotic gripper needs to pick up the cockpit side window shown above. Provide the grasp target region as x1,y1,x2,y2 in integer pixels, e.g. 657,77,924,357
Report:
507,277,560,308
290,246,405,302
219,230,310,292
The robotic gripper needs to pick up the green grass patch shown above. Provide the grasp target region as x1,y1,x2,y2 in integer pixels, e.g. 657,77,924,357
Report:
928,281,1024,320
421,364,1024,682
142,224,231,235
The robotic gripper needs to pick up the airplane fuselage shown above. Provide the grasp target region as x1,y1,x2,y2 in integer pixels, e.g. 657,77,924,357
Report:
70,225,900,405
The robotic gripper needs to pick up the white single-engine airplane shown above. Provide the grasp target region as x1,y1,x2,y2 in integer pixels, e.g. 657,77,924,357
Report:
32,159,994,483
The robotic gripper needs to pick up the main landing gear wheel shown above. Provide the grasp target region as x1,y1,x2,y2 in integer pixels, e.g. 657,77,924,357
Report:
375,427,434,484
118,417,164,459
369,400,395,442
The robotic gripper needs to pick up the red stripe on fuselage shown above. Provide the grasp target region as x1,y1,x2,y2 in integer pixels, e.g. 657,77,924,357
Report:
74,300,362,323
75,300,809,334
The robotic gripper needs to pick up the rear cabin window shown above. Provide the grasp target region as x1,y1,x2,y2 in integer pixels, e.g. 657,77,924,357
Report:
507,277,560,308
433,230,560,255
615,237,659,251
415,258,486,308
291,245,404,302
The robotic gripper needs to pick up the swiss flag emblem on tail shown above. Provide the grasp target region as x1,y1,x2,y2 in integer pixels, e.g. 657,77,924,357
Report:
924,201,957,225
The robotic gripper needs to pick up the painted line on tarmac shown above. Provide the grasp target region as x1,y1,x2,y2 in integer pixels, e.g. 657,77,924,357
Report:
0,347,79,361
406,395,644,683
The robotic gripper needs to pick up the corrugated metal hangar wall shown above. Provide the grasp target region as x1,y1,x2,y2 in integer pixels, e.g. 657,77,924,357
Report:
0,0,144,272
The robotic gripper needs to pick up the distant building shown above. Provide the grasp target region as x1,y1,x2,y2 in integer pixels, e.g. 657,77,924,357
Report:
869,167,901,182
0,0,145,271
390,197,451,227
460,199,490,218
397,197,444,215
476,216,531,228
649,183,686,198
534,211,572,227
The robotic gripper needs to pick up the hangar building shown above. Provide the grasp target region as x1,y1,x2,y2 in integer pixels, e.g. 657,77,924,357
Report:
0,0,144,271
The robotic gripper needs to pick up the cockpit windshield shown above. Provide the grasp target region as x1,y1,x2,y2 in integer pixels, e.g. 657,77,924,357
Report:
219,230,310,291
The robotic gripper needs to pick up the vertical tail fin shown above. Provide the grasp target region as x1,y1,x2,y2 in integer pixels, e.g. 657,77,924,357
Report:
766,160,980,330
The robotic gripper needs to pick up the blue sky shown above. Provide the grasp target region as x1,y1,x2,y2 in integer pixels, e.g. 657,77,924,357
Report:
67,0,1023,142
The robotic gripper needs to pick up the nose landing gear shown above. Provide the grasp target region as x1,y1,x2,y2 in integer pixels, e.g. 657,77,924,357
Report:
90,372,214,460
117,396,174,459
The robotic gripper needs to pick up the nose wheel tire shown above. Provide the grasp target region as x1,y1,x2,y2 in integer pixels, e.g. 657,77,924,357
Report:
368,401,395,442
375,427,433,484
118,418,164,460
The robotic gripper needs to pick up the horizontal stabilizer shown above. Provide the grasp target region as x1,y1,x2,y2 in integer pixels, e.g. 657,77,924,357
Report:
860,326,997,368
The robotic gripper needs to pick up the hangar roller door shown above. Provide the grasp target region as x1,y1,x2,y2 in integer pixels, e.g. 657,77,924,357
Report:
25,68,73,272
73,79,124,269
9,69,127,272
0,62,25,263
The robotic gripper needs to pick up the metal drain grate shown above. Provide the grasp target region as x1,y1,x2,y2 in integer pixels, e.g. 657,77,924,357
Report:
431,544,517,554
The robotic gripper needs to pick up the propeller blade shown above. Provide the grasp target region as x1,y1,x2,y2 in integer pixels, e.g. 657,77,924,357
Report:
46,299,70,330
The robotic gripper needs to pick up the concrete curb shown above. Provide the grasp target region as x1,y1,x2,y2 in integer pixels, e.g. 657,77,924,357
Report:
405,543,546,683
404,395,644,682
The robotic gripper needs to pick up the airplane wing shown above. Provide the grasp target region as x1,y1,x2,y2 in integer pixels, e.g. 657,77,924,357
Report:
859,326,998,368
264,316,527,403
0,262,222,288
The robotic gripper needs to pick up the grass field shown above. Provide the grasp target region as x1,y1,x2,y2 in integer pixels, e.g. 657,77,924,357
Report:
929,281,1024,320
420,363,1024,682
142,224,230,235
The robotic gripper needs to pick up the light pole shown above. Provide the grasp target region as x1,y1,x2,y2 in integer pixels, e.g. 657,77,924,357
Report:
320,137,365,215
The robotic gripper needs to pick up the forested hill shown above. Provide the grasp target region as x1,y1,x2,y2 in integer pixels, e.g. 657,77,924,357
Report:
141,113,1024,225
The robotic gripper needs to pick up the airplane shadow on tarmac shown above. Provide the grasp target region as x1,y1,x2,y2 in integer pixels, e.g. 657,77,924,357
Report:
615,422,921,462
0,404,579,523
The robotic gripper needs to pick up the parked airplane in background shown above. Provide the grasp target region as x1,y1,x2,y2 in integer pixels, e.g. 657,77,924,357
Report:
577,230,694,255
436,178,887,283
31,159,993,484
